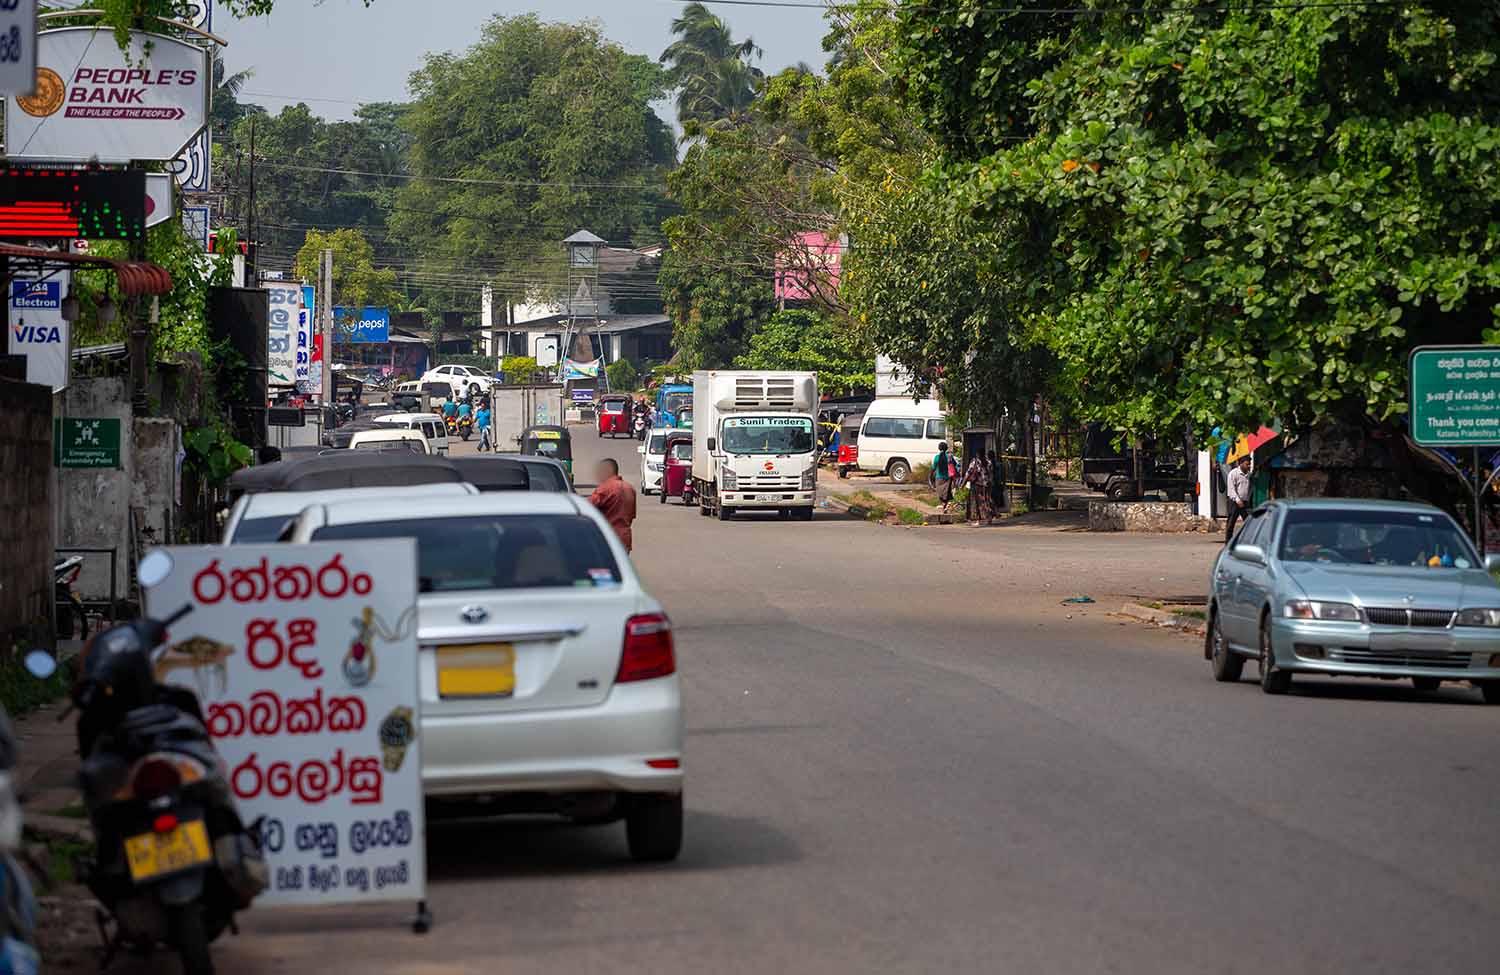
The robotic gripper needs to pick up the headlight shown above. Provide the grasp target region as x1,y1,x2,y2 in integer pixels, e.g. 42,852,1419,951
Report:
721,466,737,490
1285,600,1361,621
1456,608,1500,627
801,468,816,490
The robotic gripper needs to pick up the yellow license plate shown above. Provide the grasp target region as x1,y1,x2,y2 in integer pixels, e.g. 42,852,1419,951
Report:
438,643,515,698
124,820,212,882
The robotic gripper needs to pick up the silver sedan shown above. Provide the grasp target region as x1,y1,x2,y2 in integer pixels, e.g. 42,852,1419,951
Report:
1206,498,1500,701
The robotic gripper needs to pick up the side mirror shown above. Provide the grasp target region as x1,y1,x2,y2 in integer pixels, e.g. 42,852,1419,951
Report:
1485,554,1500,574
1233,543,1267,565
707,437,717,452
23,649,57,680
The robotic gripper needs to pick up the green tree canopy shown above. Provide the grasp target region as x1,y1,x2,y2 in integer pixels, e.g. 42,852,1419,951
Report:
293,229,398,330
660,2,764,133
894,2,1500,438
391,15,674,317
734,310,873,395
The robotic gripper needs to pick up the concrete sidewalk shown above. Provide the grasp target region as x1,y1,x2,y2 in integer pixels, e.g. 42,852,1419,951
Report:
14,699,89,842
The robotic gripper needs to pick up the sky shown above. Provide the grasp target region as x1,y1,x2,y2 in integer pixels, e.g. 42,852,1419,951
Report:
216,0,830,122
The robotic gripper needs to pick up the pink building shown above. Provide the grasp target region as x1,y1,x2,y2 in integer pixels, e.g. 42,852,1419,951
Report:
774,232,844,303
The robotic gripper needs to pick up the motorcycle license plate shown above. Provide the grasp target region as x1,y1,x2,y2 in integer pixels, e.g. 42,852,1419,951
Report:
125,820,212,882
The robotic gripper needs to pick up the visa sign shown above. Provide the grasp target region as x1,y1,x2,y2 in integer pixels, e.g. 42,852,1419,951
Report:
11,281,61,309
7,272,70,392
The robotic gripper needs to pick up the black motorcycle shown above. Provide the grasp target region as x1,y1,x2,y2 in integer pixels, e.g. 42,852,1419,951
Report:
66,605,266,975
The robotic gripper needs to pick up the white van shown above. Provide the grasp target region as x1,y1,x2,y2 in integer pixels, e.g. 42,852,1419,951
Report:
638,428,669,495
373,412,449,455
349,429,430,454
856,399,947,483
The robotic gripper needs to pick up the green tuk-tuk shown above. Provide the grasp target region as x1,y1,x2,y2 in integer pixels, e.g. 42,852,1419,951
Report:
520,425,573,483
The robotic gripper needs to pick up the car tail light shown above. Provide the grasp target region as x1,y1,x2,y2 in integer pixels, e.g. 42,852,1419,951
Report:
618,614,675,683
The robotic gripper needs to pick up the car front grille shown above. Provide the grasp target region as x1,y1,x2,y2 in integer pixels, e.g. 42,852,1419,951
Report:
1326,648,1472,669
1364,607,1455,628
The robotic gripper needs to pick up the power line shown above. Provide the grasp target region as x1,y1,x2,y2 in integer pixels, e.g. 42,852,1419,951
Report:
254,159,677,192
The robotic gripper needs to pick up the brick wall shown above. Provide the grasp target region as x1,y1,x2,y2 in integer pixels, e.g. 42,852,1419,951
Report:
0,379,53,646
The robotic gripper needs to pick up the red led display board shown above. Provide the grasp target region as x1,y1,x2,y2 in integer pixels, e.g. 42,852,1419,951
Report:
0,169,147,240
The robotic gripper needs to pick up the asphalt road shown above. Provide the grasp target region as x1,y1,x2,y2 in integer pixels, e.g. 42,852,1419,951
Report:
202,427,1500,973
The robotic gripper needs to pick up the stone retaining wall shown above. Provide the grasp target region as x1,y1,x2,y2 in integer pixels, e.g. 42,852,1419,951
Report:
1089,500,1216,533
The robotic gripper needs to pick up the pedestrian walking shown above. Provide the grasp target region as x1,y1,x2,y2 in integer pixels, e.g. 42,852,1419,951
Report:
929,441,959,513
962,449,993,525
589,458,638,553
1225,454,1253,543
476,402,493,451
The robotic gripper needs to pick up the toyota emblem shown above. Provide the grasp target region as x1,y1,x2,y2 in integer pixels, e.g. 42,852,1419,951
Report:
460,606,489,624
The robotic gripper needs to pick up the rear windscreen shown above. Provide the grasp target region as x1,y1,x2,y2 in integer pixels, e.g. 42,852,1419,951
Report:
312,515,620,591
231,516,292,544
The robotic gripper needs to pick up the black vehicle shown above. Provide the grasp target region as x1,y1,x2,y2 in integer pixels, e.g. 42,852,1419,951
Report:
226,452,466,501
491,454,573,492
67,593,266,975
448,456,532,492
1081,424,1194,501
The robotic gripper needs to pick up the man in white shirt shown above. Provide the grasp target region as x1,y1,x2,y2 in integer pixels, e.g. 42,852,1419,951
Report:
1225,454,1253,543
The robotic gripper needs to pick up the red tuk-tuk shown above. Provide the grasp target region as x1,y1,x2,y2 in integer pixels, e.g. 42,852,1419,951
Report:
836,412,863,478
660,431,695,505
598,394,632,438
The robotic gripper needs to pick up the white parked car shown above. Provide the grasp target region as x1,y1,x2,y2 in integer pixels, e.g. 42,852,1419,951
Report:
639,428,669,495
420,364,494,400
349,429,430,453
286,492,684,861
372,412,450,456
221,483,477,544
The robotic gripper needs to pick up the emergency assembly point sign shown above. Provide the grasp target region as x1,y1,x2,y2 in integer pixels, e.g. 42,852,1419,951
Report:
5,28,208,162
1409,346,1500,448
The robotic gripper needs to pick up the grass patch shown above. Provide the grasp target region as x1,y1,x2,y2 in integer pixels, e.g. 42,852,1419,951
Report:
25,830,93,891
1173,608,1206,620
0,651,71,718
897,508,926,526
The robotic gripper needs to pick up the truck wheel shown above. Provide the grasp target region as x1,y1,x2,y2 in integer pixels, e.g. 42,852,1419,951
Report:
797,506,814,521
718,503,734,521
699,499,710,517
838,467,849,479
888,459,911,484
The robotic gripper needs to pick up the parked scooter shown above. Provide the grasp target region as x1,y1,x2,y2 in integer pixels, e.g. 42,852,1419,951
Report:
42,591,266,975
54,554,85,640
0,700,40,975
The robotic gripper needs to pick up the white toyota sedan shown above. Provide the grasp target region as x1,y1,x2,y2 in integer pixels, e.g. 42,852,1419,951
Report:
286,491,684,860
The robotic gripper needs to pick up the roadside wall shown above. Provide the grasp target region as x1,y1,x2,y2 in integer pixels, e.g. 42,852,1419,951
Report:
56,378,179,605
0,379,53,644
1089,500,1216,533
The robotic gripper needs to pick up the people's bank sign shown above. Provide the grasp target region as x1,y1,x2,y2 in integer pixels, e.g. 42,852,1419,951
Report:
5,28,209,163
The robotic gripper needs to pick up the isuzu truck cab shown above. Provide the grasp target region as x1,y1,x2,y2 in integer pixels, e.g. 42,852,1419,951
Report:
691,370,819,521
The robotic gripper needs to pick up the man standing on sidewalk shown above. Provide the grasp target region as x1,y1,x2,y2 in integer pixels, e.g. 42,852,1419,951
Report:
1225,454,1253,543
476,401,492,451
589,458,638,553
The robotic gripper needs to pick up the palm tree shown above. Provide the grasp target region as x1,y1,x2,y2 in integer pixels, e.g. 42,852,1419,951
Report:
660,2,763,132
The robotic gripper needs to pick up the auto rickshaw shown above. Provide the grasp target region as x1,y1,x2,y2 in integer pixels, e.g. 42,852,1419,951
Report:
520,424,574,484
597,394,632,437
659,431,695,505
836,412,863,478
677,407,693,430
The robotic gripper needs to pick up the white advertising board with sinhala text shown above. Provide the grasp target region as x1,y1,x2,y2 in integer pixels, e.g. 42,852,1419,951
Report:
142,542,426,908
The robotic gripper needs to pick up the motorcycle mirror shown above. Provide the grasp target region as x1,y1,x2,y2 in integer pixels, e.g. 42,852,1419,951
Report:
22,649,57,680
137,549,174,589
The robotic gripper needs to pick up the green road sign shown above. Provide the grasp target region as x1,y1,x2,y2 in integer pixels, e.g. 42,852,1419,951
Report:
1409,346,1500,447
54,417,123,469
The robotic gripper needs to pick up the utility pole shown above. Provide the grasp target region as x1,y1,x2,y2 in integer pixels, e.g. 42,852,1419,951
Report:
320,247,333,405
245,118,257,281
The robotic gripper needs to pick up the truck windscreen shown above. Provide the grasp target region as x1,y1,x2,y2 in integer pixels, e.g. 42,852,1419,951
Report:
721,416,814,455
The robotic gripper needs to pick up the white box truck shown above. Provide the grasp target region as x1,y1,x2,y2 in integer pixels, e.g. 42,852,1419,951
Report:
691,370,819,521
